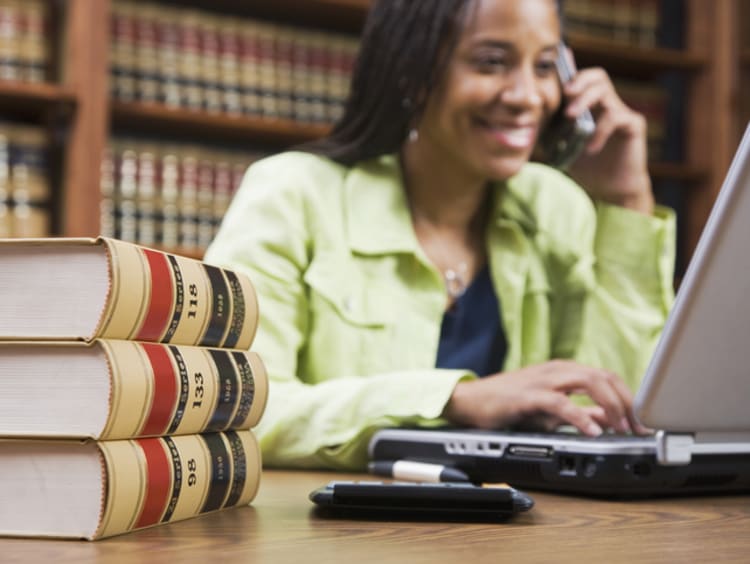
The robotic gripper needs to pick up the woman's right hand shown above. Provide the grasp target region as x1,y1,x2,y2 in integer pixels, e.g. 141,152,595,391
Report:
443,360,646,436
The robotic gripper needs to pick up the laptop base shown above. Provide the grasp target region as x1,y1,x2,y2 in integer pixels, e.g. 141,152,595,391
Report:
369,428,750,498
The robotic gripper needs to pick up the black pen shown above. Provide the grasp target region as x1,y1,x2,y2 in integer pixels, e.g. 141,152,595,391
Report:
368,460,471,483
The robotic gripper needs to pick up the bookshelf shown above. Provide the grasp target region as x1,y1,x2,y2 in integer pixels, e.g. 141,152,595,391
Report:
110,101,330,145
0,0,744,266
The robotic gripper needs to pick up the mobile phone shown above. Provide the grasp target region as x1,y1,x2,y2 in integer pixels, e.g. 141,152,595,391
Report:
309,480,534,521
537,42,596,169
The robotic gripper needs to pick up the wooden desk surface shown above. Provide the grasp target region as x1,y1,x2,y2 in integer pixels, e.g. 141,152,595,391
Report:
3,470,750,564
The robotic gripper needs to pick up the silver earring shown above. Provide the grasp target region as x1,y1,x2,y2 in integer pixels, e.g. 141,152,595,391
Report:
408,128,419,143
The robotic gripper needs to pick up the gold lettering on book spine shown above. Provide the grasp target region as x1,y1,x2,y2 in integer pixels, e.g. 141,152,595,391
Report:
99,340,154,440
229,271,260,350
244,352,268,428
167,435,212,522
231,430,262,505
95,432,261,539
168,256,211,344
94,238,259,347
171,347,220,435
98,343,265,440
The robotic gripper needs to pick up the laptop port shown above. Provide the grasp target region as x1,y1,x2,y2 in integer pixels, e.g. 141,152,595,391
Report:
508,445,552,458
558,455,577,476
631,461,652,477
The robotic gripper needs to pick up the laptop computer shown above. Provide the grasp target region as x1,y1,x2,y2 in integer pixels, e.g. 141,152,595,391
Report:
368,123,750,498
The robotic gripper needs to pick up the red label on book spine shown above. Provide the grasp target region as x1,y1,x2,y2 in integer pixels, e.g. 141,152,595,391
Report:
141,343,179,436
137,248,175,341
135,438,172,528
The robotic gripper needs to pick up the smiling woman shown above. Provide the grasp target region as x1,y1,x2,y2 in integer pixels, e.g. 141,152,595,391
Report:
204,0,676,470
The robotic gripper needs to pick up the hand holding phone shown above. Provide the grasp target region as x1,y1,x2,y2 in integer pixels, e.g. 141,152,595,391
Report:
538,43,596,169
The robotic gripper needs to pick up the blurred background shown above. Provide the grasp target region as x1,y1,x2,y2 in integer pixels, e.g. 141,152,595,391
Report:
0,0,746,282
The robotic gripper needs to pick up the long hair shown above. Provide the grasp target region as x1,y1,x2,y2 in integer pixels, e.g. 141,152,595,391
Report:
298,0,472,166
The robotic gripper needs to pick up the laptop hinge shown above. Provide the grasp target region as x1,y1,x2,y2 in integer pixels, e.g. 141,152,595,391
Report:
656,431,750,465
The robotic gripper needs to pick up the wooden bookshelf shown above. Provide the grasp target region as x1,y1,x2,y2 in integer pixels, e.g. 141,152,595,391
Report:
569,33,708,75
649,163,708,183
1,0,741,270
111,101,330,146
0,81,76,113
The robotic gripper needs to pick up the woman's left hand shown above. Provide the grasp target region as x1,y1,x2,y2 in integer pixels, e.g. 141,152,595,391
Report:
563,66,654,215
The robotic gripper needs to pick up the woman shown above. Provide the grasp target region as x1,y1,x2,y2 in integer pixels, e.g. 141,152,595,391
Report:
205,0,675,469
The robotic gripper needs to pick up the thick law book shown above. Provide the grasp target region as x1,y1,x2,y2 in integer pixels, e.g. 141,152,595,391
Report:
0,430,261,540
0,339,268,439
0,236,259,348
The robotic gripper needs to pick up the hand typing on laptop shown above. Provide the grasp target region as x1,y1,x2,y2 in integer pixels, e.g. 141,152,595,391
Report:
443,360,649,437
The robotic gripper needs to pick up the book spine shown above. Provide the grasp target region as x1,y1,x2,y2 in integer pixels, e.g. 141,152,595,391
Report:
96,237,259,348
100,340,268,439
95,429,261,539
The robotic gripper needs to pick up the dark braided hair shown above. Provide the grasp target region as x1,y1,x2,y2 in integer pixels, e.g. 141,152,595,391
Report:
299,0,473,166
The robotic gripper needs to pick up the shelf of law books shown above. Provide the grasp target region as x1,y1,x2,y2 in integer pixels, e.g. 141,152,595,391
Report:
0,0,50,85
0,1,64,240
109,0,359,130
104,0,362,258
0,120,51,238
101,137,266,259
566,0,698,275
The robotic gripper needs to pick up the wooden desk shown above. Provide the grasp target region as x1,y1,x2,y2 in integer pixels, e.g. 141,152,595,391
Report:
3,470,750,564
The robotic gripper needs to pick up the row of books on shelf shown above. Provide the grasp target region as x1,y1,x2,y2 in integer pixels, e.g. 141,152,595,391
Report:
0,236,268,540
613,78,670,162
110,0,359,124
563,0,663,47
0,0,48,84
0,120,51,238
100,138,265,255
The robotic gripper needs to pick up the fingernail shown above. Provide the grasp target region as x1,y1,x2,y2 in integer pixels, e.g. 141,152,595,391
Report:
619,417,631,433
586,422,603,436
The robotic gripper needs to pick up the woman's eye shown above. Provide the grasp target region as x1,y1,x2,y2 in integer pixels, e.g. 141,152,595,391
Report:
535,60,557,77
472,53,509,72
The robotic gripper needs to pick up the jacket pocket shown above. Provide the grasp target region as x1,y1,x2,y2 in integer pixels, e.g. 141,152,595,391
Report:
302,255,391,379
303,255,390,328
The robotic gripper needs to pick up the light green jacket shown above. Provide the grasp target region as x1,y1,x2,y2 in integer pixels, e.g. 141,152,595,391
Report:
205,151,676,470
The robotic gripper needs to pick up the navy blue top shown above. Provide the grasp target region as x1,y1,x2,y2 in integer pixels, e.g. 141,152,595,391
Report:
435,264,507,377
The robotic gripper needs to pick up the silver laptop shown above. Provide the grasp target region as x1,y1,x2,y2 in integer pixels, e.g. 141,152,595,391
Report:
369,123,750,497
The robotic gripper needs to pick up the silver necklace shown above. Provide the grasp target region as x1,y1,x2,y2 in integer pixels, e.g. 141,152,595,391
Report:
443,262,469,300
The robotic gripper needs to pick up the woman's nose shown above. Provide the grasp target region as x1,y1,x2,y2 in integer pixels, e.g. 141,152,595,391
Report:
499,66,544,109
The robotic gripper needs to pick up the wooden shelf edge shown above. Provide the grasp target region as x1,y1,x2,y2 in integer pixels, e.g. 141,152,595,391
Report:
0,81,77,108
649,162,709,182
128,0,370,32
110,101,331,145
568,34,707,71
305,0,369,12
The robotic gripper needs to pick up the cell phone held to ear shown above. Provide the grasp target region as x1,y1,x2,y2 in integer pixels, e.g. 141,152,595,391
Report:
538,43,596,170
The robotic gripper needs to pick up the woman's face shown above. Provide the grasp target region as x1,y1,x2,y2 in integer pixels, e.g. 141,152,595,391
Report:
417,0,562,182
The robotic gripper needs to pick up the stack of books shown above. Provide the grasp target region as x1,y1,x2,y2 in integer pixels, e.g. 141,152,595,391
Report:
0,236,268,540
